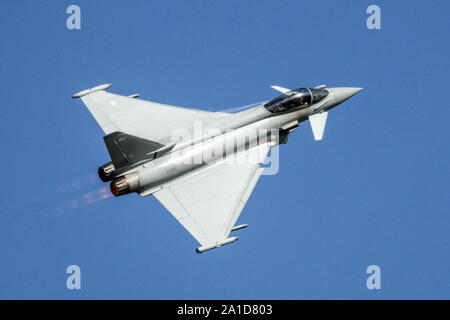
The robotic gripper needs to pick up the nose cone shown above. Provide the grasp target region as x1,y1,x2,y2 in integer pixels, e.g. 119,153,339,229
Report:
331,87,363,105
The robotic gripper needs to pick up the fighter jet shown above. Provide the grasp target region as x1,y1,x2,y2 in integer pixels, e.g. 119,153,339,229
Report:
73,84,362,253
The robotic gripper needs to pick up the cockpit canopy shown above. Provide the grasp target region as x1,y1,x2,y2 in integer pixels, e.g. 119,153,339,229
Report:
264,88,328,113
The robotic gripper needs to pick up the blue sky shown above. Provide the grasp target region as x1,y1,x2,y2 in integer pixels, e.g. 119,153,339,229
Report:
0,0,448,299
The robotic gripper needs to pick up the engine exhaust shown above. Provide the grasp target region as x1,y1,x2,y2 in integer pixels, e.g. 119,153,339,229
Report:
110,174,140,196
98,162,115,182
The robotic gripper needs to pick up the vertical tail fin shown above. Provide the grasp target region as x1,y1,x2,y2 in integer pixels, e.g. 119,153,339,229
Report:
103,132,169,169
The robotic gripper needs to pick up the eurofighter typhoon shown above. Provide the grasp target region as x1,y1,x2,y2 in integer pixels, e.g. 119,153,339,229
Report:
73,84,362,253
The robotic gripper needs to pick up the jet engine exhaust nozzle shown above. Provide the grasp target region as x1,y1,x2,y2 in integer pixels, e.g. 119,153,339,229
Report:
110,174,140,196
98,162,115,182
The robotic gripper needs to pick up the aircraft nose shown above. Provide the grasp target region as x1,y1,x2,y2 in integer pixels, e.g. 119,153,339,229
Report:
330,87,363,105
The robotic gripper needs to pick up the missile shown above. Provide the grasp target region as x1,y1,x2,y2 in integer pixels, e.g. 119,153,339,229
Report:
231,224,248,232
196,237,238,254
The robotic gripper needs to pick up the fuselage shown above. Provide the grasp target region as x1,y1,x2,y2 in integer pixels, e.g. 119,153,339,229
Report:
109,87,362,196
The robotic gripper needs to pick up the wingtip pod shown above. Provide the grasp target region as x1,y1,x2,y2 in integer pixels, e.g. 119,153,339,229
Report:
196,237,239,254
72,83,112,98
231,224,248,232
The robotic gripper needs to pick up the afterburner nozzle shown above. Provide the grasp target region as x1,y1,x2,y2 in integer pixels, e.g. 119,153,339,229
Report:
98,162,115,182
110,174,140,196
